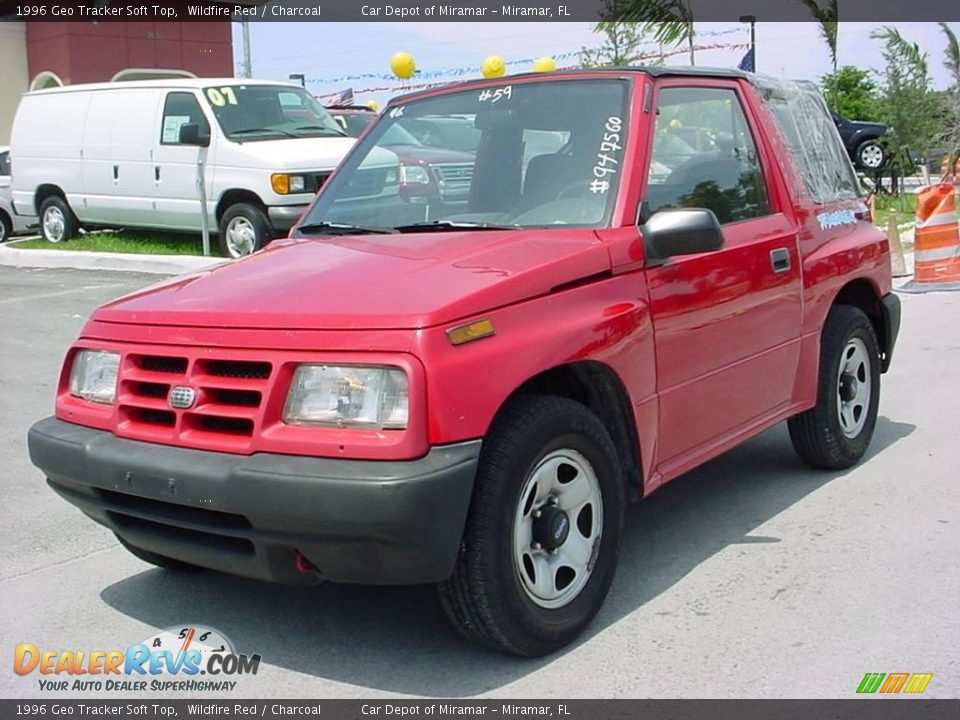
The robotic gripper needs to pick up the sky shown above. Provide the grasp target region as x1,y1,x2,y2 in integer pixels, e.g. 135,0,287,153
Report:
232,21,959,108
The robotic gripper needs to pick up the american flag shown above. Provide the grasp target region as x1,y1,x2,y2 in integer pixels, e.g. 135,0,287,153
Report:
326,87,354,106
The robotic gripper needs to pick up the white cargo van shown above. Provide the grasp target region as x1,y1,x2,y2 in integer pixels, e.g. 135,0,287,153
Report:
10,78,366,257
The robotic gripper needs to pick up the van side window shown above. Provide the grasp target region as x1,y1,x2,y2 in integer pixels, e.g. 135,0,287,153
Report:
161,92,209,145
645,87,770,224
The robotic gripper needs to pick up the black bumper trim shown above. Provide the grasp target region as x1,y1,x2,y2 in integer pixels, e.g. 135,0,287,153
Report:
880,292,901,373
28,417,480,585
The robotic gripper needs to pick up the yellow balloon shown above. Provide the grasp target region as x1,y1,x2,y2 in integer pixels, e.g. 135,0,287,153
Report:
390,51,416,80
532,56,557,73
481,55,506,79
366,100,380,112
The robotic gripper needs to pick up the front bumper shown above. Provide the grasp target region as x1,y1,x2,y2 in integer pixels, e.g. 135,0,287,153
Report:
267,205,307,231
880,292,901,373
28,417,480,585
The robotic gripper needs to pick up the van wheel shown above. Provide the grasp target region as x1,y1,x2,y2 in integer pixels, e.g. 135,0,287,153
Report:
0,212,10,243
116,535,203,572
788,305,881,469
439,396,625,656
40,196,79,243
219,203,272,258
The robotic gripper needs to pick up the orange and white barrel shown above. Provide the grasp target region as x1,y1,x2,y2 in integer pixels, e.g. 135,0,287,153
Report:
901,183,960,292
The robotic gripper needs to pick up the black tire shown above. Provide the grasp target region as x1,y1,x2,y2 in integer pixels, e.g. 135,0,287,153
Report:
218,202,273,258
439,395,625,656
116,535,203,572
0,212,10,243
855,139,887,171
39,195,79,243
788,305,881,469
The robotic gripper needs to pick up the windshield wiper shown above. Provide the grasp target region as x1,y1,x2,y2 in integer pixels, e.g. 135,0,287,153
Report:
393,220,519,233
231,127,298,138
295,221,398,236
294,124,348,137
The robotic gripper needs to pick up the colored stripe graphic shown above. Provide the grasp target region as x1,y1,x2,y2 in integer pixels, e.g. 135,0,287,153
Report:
856,672,933,694
903,673,934,694
879,673,909,693
857,673,886,693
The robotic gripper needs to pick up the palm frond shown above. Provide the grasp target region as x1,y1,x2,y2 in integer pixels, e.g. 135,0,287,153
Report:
872,26,929,77
799,0,839,69
940,22,960,83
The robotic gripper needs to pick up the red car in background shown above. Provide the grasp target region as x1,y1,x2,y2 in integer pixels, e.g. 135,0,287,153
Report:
329,105,478,217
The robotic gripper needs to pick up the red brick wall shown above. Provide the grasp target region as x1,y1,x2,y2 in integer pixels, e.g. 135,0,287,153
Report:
25,21,233,85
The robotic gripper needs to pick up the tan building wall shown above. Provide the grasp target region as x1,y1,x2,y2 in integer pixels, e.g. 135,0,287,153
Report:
0,22,29,145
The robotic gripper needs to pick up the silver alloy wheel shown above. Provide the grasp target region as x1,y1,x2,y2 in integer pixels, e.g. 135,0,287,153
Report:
43,205,66,243
513,449,603,609
860,143,885,169
225,216,257,257
837,337,872,439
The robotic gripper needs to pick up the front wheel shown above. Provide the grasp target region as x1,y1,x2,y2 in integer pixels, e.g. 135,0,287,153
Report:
855,140,887,171
788,305,881,469
439,395,625,656
218,202,273,258
39,196,79,243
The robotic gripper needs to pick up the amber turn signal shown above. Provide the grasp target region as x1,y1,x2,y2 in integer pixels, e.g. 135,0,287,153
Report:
446,319,496,346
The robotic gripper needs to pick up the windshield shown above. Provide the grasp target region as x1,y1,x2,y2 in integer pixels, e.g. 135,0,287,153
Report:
333,111,376,137
204,84,346,141
301,79,629,230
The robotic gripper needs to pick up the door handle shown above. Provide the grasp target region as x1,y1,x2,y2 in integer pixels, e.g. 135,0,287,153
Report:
770,248,791,273
154,166,161,182
112,165,119,181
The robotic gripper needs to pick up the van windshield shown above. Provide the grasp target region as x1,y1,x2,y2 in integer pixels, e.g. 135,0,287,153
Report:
203,84,347,141
301,79,630,231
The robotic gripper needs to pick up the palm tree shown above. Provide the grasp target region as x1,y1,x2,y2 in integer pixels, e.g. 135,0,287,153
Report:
799,0,839,71
598,0,696,65
871,27,929,77
939,22,960,169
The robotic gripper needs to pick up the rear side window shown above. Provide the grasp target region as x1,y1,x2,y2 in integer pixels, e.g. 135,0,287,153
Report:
755,78,860,204
161,92,209,145
646,86,770,224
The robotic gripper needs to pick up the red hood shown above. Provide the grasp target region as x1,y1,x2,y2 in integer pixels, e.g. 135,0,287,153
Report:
91,229,611,330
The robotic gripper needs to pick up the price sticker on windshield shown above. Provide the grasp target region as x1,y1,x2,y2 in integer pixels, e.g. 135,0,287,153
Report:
590,116,623,194
479,86,512,104
206,87,238,107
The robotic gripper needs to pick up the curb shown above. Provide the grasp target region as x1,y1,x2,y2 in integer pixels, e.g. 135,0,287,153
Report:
0,243,226,275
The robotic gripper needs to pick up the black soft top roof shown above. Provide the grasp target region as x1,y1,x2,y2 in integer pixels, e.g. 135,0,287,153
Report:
390,66,754,105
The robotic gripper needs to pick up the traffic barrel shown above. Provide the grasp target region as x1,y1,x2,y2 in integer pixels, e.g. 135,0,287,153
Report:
900,183,960,293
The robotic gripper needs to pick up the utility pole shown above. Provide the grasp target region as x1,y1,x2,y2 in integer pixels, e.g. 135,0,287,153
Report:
240,20,252,78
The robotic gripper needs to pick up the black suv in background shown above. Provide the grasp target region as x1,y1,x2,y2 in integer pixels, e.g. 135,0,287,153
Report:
832,113,889,171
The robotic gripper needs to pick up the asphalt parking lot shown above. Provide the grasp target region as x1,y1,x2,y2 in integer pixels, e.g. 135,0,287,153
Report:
1,265,957,699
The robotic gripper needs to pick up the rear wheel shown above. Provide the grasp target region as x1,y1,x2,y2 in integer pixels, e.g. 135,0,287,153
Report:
39,196,79,243
218,202,273,258
788,305,881,469
116,535,203,572
0,212,10,243
439,395,625,656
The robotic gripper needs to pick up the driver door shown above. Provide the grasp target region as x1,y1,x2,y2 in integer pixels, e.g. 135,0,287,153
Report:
644,81,802,474
153,91,213,231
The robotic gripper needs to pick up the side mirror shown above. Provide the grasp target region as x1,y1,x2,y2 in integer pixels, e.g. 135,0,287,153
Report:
178,123,211,147
641,208,724,263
